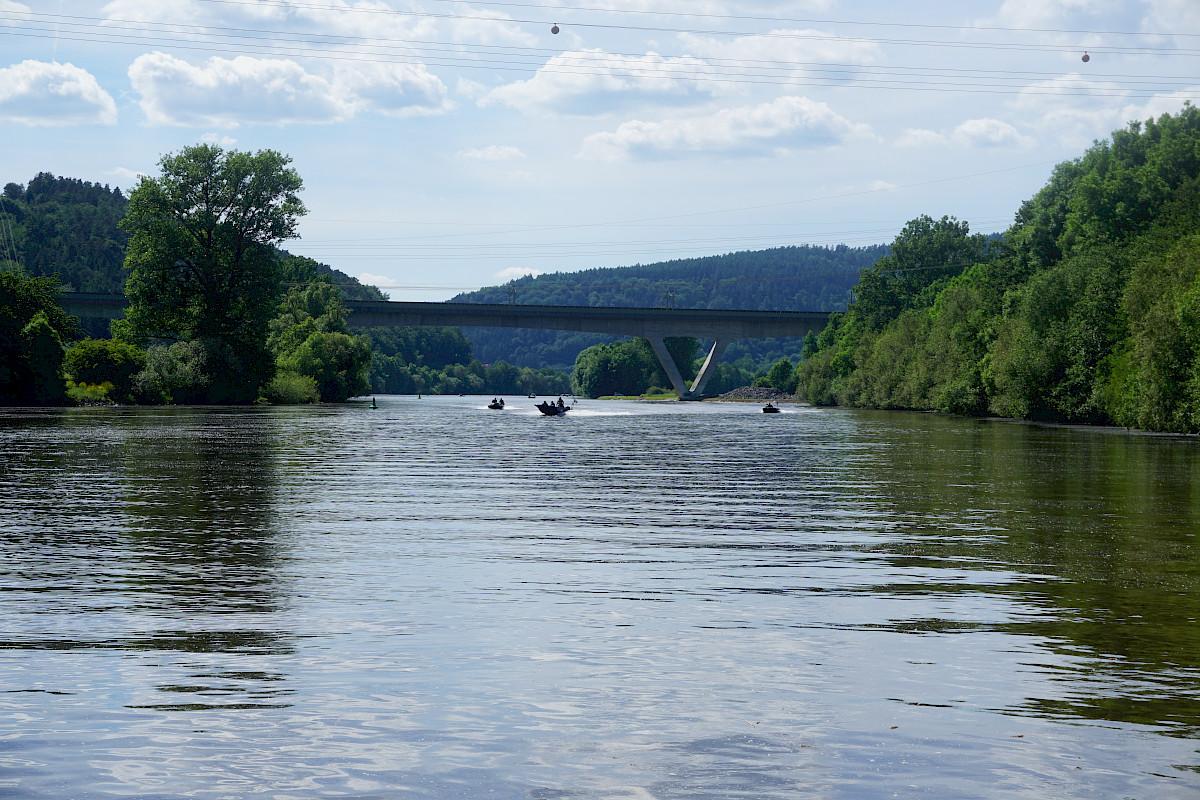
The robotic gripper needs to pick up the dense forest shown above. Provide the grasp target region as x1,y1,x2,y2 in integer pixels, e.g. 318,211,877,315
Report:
454,244,887,370
1,174,129,295
795,105,1200,433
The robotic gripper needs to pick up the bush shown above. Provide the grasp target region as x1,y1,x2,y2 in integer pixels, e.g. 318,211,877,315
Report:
262,370,319,404
66,380,114,405
64,339,147,403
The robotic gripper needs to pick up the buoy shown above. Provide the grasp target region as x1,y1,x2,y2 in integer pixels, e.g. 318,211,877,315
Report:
551,23,559,34
1081,52,1090,62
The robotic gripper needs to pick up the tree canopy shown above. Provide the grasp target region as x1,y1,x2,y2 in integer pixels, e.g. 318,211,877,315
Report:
121,144,306,403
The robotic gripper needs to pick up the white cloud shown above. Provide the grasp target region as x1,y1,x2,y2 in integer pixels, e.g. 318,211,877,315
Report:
1142,0,1200,32
129,52,448,126
1120,90,1200,129
483,50,717,115
104,166,147,186
950,118,1035,149
578,96,871,161
896,128,948,148
898,119,1034,150
1011,74,1132,148
201,132,238,147
0,60,117,126
333,61,452,119
496,267,542,281
446,9,538,47
989,0,1098,30
676,28,881,85
459,145,527,161
357,272,400,298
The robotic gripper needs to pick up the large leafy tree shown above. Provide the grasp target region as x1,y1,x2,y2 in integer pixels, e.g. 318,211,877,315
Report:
121,144,305,403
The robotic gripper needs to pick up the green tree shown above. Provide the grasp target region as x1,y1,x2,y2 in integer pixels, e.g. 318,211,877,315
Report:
121,144,305,404
0,271,79,405
762,358,798,394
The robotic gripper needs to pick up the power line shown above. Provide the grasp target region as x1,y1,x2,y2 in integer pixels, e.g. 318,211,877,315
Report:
6,8,1200,63
189,0,1200,43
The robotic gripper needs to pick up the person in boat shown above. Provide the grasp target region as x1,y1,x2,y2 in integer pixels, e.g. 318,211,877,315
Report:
499,398,504,407
557,397,565,408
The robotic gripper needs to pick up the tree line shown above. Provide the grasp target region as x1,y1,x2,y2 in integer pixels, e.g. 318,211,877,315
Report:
791,105,1200,433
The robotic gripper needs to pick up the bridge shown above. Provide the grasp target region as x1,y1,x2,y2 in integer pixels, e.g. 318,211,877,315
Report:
60,293,830,400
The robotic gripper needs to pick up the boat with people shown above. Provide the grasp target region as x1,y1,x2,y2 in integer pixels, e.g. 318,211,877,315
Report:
536,398,570,416
762,402,781,413
488,398,505,410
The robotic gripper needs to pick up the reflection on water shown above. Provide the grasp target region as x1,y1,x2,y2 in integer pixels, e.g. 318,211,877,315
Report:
1,397,1198,798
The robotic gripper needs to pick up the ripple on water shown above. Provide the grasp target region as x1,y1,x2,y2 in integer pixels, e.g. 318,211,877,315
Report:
1,398,1199,798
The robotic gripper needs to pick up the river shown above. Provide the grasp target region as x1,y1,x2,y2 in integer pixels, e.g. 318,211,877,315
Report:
2,395,1198,799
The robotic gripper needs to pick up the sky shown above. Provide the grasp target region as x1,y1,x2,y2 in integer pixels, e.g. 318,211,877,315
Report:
2,0,1199,301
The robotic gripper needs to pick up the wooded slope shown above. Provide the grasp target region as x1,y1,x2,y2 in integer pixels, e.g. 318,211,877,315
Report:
797,106,1200,433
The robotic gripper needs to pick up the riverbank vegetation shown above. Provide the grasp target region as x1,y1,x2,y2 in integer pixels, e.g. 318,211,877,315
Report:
796,105,1200,433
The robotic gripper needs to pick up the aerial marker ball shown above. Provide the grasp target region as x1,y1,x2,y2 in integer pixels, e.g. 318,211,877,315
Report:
551,24,559,34
1081,52,1090,62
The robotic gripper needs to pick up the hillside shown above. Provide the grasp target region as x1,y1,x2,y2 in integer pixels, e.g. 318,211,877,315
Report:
797,105,1200,433
452,244,887,370
0,174,381,302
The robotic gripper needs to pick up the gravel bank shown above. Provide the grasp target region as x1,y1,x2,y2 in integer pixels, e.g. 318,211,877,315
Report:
714,386,794,401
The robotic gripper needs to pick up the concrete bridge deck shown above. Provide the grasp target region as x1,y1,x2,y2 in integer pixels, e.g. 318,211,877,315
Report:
59,293,831,399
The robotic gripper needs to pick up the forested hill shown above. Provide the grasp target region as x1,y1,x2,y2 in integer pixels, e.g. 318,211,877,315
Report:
451,244,888,370
796,105,1200,434
0,173,381,300
452,244,886,311
1,173,129,293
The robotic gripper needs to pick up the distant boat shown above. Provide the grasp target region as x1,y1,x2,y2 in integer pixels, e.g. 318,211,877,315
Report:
762,402,780,413
528,393,537,398
535,401,570,416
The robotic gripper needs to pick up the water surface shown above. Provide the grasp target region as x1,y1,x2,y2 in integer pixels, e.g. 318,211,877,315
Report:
2,396,1198,798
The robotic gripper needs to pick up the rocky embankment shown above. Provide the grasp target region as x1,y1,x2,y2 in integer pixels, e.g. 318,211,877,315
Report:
714,386,793,401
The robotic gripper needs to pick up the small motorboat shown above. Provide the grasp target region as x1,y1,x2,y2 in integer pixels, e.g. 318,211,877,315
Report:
762,402,781,413
535,401,570,416
488,398,505,410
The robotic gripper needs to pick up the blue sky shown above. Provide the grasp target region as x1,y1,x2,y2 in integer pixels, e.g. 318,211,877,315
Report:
2,0,1198,300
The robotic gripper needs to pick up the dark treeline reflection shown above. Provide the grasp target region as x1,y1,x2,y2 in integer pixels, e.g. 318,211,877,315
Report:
846,411,1200,736
0,407,292,656
115,408,287,615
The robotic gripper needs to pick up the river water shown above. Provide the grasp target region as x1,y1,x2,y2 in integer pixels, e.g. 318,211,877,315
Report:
2,396,1198,799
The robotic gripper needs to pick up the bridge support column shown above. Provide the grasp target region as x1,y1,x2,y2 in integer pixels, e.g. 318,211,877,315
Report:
647,335,731,400
689,338,729,398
